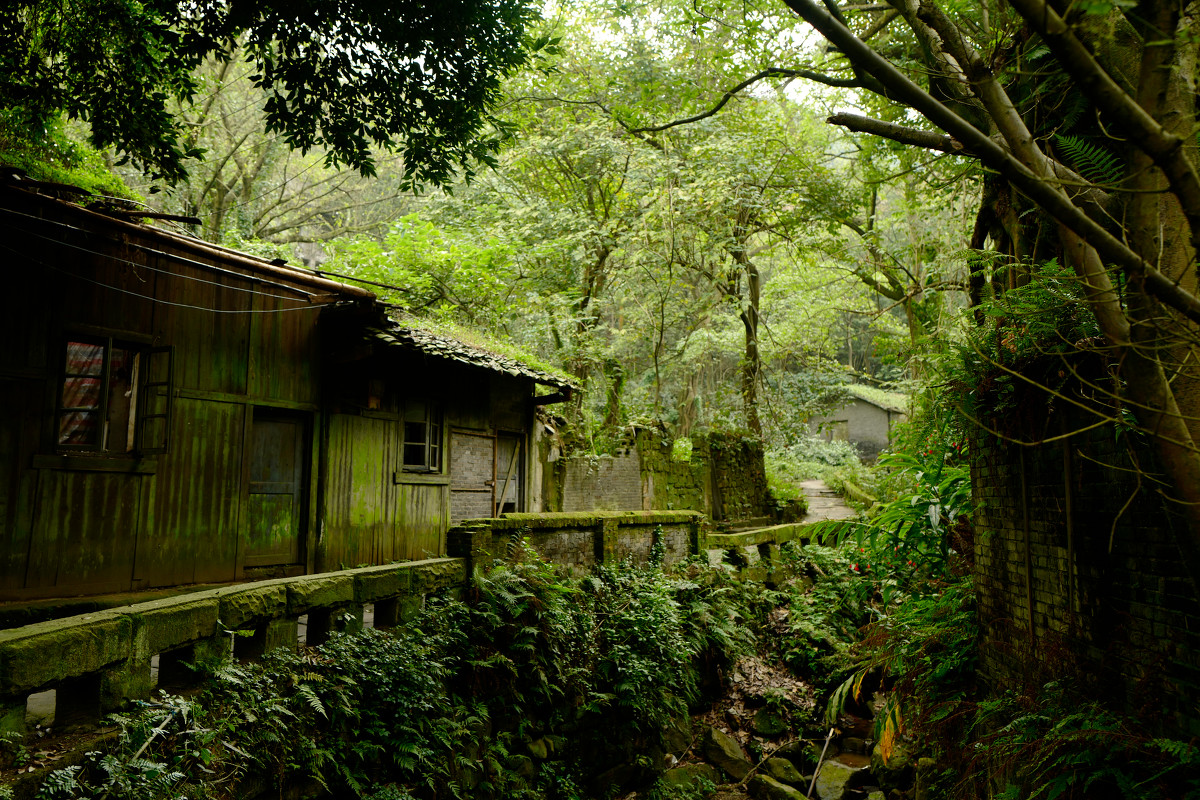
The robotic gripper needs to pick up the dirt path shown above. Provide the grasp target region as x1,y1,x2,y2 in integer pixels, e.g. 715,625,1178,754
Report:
799,479,858,523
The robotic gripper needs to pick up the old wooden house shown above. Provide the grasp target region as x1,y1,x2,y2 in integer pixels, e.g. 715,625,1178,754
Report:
0,179,573,601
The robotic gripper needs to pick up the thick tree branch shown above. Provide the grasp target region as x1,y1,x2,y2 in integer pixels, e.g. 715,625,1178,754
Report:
628,68,869,135
780,0,1200,326
827,112,966,153
1006,0,1200,258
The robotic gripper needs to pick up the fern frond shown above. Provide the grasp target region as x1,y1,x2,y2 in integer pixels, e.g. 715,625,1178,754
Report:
1054,134,1123,186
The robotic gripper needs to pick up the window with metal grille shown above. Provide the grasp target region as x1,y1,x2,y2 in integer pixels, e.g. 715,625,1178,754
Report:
57,337,172,454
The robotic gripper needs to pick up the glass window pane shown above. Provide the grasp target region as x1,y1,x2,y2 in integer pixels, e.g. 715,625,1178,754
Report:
404,421,427,444
404,401,427,423
403,443,426,467
61,376,101,410
64,342,104,376
59,411,99,445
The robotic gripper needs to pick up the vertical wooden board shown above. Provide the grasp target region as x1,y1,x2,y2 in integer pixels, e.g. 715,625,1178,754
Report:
244,412,306,567
63,241,155,335
145,398,242,586
0,380,40,591
397,484,448,559
25,470,140,593
322,415,397,569
249,295,320,404
184,270,250,395
489,375,531,431
245,495,298,565
0,245,52,373
151,262,250,396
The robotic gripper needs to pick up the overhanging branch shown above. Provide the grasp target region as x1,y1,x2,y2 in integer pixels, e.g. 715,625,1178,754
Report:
629,67,866,135
780,0,1200,326
827,112,967,154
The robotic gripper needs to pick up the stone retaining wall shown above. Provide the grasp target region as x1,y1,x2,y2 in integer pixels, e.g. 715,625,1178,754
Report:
0,558,464,734
450,510,706,573
555,430,770,522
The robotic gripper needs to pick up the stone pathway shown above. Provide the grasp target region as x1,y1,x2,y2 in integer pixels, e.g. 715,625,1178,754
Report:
799,479,858,523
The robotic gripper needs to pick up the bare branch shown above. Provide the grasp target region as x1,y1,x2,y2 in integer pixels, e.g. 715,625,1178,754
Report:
628,68,866,135
827,112,967,153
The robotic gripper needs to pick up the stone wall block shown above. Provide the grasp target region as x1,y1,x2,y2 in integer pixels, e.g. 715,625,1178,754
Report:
0,612,132,695
353,564,410,603
409,558,467,593
214,582,288,630
130,596,221,654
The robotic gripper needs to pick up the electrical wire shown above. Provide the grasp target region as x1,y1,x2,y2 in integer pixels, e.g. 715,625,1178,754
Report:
0,242,344,315
0,205,357,301
2,217,326,304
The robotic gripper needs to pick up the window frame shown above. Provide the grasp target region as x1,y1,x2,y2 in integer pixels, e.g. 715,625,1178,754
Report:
55,331,173,457
401,400,443,473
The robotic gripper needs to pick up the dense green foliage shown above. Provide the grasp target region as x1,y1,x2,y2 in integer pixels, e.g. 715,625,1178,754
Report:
0,0,546,185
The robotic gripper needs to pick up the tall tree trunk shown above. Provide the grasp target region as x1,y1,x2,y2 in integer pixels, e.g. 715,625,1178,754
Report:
730,244,762,436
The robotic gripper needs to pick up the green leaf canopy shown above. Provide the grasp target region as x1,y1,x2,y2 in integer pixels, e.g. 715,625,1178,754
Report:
0,0,544,185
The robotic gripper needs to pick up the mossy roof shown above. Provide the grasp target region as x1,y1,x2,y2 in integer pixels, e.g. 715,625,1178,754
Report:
368,322,578,390
845,384,908,413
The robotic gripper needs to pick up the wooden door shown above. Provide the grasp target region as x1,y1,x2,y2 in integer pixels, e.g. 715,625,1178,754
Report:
245,410,307,567
494,434,523,516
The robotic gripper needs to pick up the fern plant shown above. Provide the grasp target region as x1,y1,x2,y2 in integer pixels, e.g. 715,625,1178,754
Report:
1054,134,1124,187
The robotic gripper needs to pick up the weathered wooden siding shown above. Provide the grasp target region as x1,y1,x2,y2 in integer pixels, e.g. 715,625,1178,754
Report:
146,398,244,587
25,470,144,593
395,482,448,559
324,414,393,569
0,187,550,600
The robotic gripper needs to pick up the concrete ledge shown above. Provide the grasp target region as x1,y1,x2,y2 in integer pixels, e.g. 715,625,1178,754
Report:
286,574,354,614
128,596,220,653
473,510,704,531
214,581,290,629
706,522,812,548
0,612,132,694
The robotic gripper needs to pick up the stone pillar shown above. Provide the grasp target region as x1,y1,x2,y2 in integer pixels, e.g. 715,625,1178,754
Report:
689,517,707,555
0,695,26,736
596,518,619,564
192,630,233,669
447,523,493,581
263,617,300,652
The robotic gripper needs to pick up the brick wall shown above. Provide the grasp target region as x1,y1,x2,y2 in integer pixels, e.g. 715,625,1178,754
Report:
972,402,1200,737
451,432,495,523
555,429,768,522
561,451,644,512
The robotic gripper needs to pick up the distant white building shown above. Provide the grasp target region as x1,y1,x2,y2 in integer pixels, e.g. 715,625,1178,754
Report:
809,385,908,460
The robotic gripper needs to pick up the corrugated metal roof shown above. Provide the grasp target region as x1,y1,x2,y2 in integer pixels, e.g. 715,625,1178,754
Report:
368,324,578,390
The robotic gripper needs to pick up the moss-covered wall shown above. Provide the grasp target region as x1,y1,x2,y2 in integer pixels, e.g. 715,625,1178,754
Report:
972,400,1200,738
637,430,769,522
551,430,769,521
